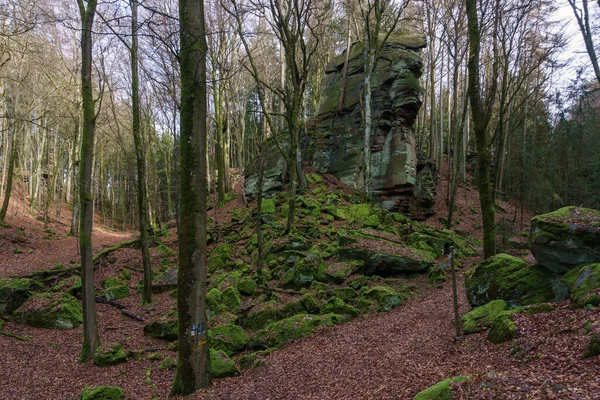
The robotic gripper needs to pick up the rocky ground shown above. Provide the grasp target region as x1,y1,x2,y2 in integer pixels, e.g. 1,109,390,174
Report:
0,171,599,400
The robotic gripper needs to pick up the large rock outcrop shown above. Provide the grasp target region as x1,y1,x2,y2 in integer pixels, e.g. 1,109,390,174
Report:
309,33,434,219
529,206,600,274
244,33,435,219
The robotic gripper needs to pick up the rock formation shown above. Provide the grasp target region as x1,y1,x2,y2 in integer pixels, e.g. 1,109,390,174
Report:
244,33,436,219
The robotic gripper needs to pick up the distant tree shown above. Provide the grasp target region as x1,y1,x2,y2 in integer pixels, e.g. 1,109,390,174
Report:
567,0,600,86
171,0,211,394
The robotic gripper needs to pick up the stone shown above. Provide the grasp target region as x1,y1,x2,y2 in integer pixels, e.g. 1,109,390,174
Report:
159,356,177,370
152,268,178,294
13,292,82,329
243,140,290,202
208,323,248,356
241,301,282,330
237,276,257,296
360,286,403,312
464,254,568,308
93,343,128,367
583,334,600,359
462,300,509,334
413,376,471,400
143,311,178,341
0,278,39,316
221,286,242,312
210,349,241,378
529,207,600,274
100,284,130,301
487,314,517,344
320,296,359,321
562,263,600,308
80,386,125,400
338,247,433,276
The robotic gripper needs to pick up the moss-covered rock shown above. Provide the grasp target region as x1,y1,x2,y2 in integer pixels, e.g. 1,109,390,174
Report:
582,334,600,359
143,311,178,341
338,247,433,276
237,276,257,296
428,265,447,284
206,288,224,312
208,323,248,356
329,287,358,301
300,293,320,314
360,286,403,312
261,199,276,214
159,356,177,370
462,300,509,334
487,314,517,344
13,292,83,329
93,344,128,367
465,254,567,307
208,243,234,273
282,253,326,290
280,299,307,318
524,303,556,314
221,286,242,312
563,263,600,308
413,376,471,400
80,386,125,400
100,284,130,301
0,278,39,316
347,276,370,291
323,262,362,284
408,224,476,258
210,348,241,378
249,313,343,349
320,296,359,321
529,207,600,274
241,301,282,330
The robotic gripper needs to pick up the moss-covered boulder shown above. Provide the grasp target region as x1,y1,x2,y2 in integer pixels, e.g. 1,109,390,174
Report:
338,247,433,276
465,254,567,307
237,276,257,296
206,288,224,313
208,323,248,356
300,293,320,314
143,311,178,341
323,262,362,284
320,296,359,321
221,286,242,312
80,386,125,400
210,348,241,378
462,300,509,334
413,376,471,400
13,292,82,329
208,243,234,273
563,263,600,308
408,224,476,258
529,207,600,274
583,334,600,359
0,278,40,316
487,314,517,344
249,313,343,349
241,301,282,330
93,343,128,367
360,286,403,312
100,284,130,301
282,253,326,290
329,287,358,301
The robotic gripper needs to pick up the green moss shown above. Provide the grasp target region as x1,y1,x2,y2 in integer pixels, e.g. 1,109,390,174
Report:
300,293,320,314
582,334,600,359
159,356,177,370
13,292,83,329
487,314,517,344
462,300,509,334
210,348,241,378
80,386,125,400
208,244,234,273
360,286,402,312
242,301,282,330
428,266,447,284
563,264,600,308
237,276,257,296
329,287,358,301
324,262,361,284
101,284,130,300
320,296,359,321
280,299,307,318
465,254,560,307
413,376,471,400
208,323,248,356
347,276,370,291
250,314,342,349
143,312,178,341
525,303,556,314
206,288,223,312
261,199,276,214
0,278,38,315
93,343,128,367
221,287,242,312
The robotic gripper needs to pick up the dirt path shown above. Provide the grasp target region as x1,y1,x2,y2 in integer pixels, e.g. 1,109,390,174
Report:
193,274,510,400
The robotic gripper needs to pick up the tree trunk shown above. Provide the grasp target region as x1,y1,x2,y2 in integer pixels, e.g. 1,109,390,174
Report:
171,0,211,394
76,0,100,362
466,0,496,259
0,123,16,224
362,30,375,198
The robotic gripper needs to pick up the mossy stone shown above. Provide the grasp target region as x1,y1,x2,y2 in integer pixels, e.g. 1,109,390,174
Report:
361,286,402,312
101,284,130,300
487,314,517,344
242,301,282,330
413,376,471,400
249,314,342,349
221,287,242,312
261,199,276,214
208,243,234,273
280,299,307,318
563,263,600,308
320,296,359,321
80,386,125,400
13,292,83,329
237,276,257,296
208,323,248,356
324,261,362,284
206,288,223,312
525,303,556,314
143,313,178,341
329,287,358,301
465,253,566,307
428,266,447,284
101,277,122,289
0,278,39,315
300,293,320,314
582,334,600,359
347,276,369,291
210,348,241,378
462,299,509,334
159,356,177,370
93,344,128,367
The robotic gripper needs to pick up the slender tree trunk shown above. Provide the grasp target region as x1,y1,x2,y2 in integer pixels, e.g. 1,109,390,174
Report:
0,125,16,225
171,0,211,393
76,0,100,362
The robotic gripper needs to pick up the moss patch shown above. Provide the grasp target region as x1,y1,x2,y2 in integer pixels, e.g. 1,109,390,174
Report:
563,264,600,308
487,314,517,344
208,323,248,356
413,375,471,400
81,386,125,400
462,300,509,334
210,348,241,378
13,292,82,329
93,343,128,367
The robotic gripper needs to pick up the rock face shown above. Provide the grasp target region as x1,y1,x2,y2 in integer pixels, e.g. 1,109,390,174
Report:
529,206,600,274
309,33,434,219
244,34,436,219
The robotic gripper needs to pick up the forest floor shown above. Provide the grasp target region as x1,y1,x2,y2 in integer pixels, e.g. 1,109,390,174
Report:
0,167,598,399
